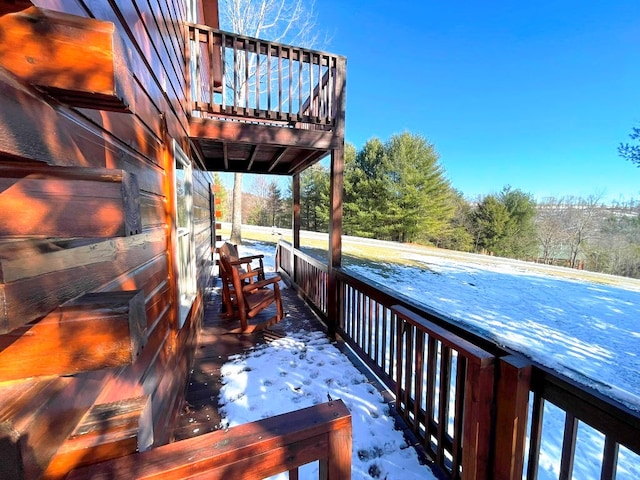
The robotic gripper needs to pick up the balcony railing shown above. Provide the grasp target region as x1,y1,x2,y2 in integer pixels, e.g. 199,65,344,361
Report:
186,24,345,129
275,240,640,480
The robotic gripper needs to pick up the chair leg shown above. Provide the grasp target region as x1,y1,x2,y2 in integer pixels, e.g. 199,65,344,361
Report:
238,305,248,331
274,284,283,321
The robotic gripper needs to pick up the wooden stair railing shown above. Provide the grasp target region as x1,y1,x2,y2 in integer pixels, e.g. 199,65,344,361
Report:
68,399,352,480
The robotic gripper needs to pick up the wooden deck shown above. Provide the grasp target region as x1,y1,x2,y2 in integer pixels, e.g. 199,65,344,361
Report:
171,277,430,467
172,278,329,441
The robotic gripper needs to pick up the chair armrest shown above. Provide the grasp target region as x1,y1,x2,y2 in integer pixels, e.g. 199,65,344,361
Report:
237,254,264,262
241,276,282,292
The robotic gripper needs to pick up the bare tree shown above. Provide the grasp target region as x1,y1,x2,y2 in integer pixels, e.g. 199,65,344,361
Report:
536,197,571,264
562,194,604,269
219,0,322,244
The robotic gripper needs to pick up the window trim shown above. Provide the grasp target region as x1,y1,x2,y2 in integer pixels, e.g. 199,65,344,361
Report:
173,140,196,328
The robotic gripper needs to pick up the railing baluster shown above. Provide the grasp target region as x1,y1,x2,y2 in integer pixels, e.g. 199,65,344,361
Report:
436,344,452,467
232,37,238,113
413,329,425,436
451,355,467,478
426,336,437,451
207,30,214,106
256,40,261,112
367,297,373,355
221,32,227,111
277,45,282,117
526,393,544,480
288,47,294,117
244,40,249,111
600,436,619,480
298,50,303,116
308,52,314,119
317,54,322,118
267,43,272,114
194,28,201,107
560,413,579,480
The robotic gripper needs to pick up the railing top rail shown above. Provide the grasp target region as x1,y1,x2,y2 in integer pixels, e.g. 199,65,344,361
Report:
334,265,503,356
279,240,328,272
392,305,495,366
186,22,346,61
532,364,640,455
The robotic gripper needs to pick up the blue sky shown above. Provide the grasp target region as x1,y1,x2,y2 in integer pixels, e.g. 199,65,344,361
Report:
312,1,640,204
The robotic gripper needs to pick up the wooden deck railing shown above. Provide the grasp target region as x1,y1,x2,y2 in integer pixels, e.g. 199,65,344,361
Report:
275,240,640,480
186,23,344,128
68,400,351,480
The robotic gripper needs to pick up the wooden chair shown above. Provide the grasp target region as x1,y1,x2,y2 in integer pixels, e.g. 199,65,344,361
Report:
217,242,265,317
219,253,283,333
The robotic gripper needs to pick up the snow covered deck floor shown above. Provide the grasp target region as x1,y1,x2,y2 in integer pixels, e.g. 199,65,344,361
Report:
172,279,433,476
172,280,321,440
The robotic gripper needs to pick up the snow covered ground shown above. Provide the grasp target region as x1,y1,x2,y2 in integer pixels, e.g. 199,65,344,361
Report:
218,240,640,479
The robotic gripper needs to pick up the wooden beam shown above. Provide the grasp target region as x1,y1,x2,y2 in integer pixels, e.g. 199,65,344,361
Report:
68,400,351,480
0,291,147,382
246,144,259,170
222,142,229,170
0,230,165,334
0,165,142,238
189,116,339,150
0,375,104,480
287,150,321,175
0,7,134,112
268,147,288,172
44,396,151,480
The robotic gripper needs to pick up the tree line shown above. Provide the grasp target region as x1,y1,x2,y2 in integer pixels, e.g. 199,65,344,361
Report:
216,132,640,279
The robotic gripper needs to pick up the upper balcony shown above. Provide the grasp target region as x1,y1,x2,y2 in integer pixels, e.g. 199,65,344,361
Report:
186,24,346,175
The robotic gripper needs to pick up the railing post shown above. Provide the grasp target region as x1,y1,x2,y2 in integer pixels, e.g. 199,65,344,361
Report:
292,173,300,284
462,354,495,480
319,408,352,480
493,355,532,480
327,56,346,340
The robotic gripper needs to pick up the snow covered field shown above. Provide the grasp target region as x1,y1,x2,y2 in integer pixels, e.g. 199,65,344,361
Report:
218,240,640,479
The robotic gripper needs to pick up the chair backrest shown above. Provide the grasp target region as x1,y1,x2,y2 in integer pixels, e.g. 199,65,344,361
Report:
219,242,239,262
218,253,242,301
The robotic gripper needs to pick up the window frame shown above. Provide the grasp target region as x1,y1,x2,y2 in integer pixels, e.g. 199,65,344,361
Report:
173,140,196,328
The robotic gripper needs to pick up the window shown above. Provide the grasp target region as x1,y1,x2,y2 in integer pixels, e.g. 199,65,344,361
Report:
174,140,196,328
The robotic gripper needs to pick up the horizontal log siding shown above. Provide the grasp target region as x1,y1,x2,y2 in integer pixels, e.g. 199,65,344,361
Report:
0,0,213,477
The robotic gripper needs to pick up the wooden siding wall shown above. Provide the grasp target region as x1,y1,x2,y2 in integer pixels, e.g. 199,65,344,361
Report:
0,1,212,478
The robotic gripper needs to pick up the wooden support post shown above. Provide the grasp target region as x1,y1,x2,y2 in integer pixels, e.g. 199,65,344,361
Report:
493,355,532,480
292,173,301,251
0,290,147,381
326,56,346,339
291,173,301,285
